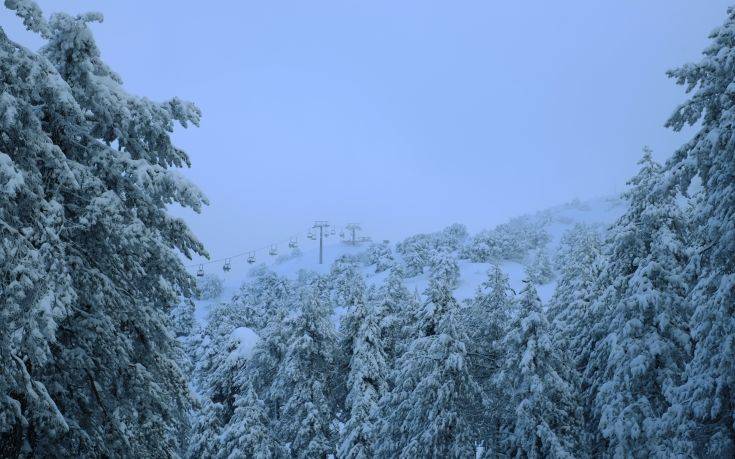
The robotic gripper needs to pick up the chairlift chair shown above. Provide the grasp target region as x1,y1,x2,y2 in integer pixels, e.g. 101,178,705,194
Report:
289,238,298,249
308,230,316,240
196,265,204,277
223,259,231,272
269,245,278,256
247,252,256,264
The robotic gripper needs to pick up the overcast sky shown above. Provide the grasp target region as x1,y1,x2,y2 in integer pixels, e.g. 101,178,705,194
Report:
2,1,730,264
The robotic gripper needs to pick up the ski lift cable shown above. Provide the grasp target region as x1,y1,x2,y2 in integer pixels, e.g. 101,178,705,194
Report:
185,232,301,268
185,224,345,269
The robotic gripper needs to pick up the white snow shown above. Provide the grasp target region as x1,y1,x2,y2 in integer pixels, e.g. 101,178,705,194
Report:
192,195,625,326
229,327,260,359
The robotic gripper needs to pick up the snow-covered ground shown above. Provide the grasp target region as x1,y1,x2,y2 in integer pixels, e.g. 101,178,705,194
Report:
192,195,626,329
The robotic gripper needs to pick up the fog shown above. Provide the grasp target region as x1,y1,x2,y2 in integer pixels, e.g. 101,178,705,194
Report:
2,1,728,264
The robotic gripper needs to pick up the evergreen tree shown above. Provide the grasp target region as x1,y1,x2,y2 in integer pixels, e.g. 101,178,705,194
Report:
329,255,363,309
338,276,389,459
586,149,691,456
427,250,460,293
548,224,604,371
366,241,395,273
396,235,431,277
659,8,735,455
170,298,197,338
527,246,554,284
463,264,514,447
218,382,280,459
272,279,337,458
377,265,417,361
496,279,579,458
187,399,226,459
196,273,225,301
0,4,205,456
379,252,482,458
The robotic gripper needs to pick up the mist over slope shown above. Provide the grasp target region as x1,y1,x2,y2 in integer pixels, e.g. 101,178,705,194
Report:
192,195,626,324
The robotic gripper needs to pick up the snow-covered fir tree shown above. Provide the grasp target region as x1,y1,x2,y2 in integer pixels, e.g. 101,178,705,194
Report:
230,267,293,331
378,251,482,458
366,241,395,273
376,265,418,361
427,249,460,292
396,234,432,277
547,224,604,368
527,246,554,285
496,279,580,458
272,278,337,458
188,398,226,458
658,9,735,455
0,3,206,456
338,273,389,459
462,264,515,447
170,298,197,338
585,149,691,456
196,273,225,301
218,382,280,459
328,255,364,308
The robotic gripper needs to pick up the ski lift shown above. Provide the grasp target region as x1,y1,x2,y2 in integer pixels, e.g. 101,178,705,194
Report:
247,252,256,264
330,228,336,236
339,231,345,238
196,264,204,277
269,245,278,256
308,230,316,240
288,238,298,249
223,259,231,272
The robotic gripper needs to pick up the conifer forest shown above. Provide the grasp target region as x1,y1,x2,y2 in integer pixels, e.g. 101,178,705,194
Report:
1,1,734,458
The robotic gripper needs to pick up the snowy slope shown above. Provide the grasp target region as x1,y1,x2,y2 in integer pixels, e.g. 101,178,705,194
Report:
192,195,626,326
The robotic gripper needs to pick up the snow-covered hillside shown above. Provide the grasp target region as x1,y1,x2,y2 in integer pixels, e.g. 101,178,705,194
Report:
192,195,626,327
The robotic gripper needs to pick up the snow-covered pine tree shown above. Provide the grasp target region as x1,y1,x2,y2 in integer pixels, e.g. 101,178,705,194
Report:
272,278,337,458
437,223,469,252
547,224,604,370
230,268,293,331
328,255,363,308
377,265,418,361
396,234,431,277
584,149,691,456
196,273,225,301
527,246,554,285
170,298,197,338
338,273,389,459
378,250,482,458
463,264,514,447
496,278,579,458
0,3,206,456
366,241,395,273
218,382,280,459
658,8,735,456
187,399,226,458
426,249,460,293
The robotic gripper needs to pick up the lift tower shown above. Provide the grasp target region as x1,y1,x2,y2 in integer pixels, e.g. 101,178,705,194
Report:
312,221,330,264
344,223,362,246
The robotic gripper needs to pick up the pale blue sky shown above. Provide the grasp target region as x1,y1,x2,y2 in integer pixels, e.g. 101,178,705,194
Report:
2,1,729,263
